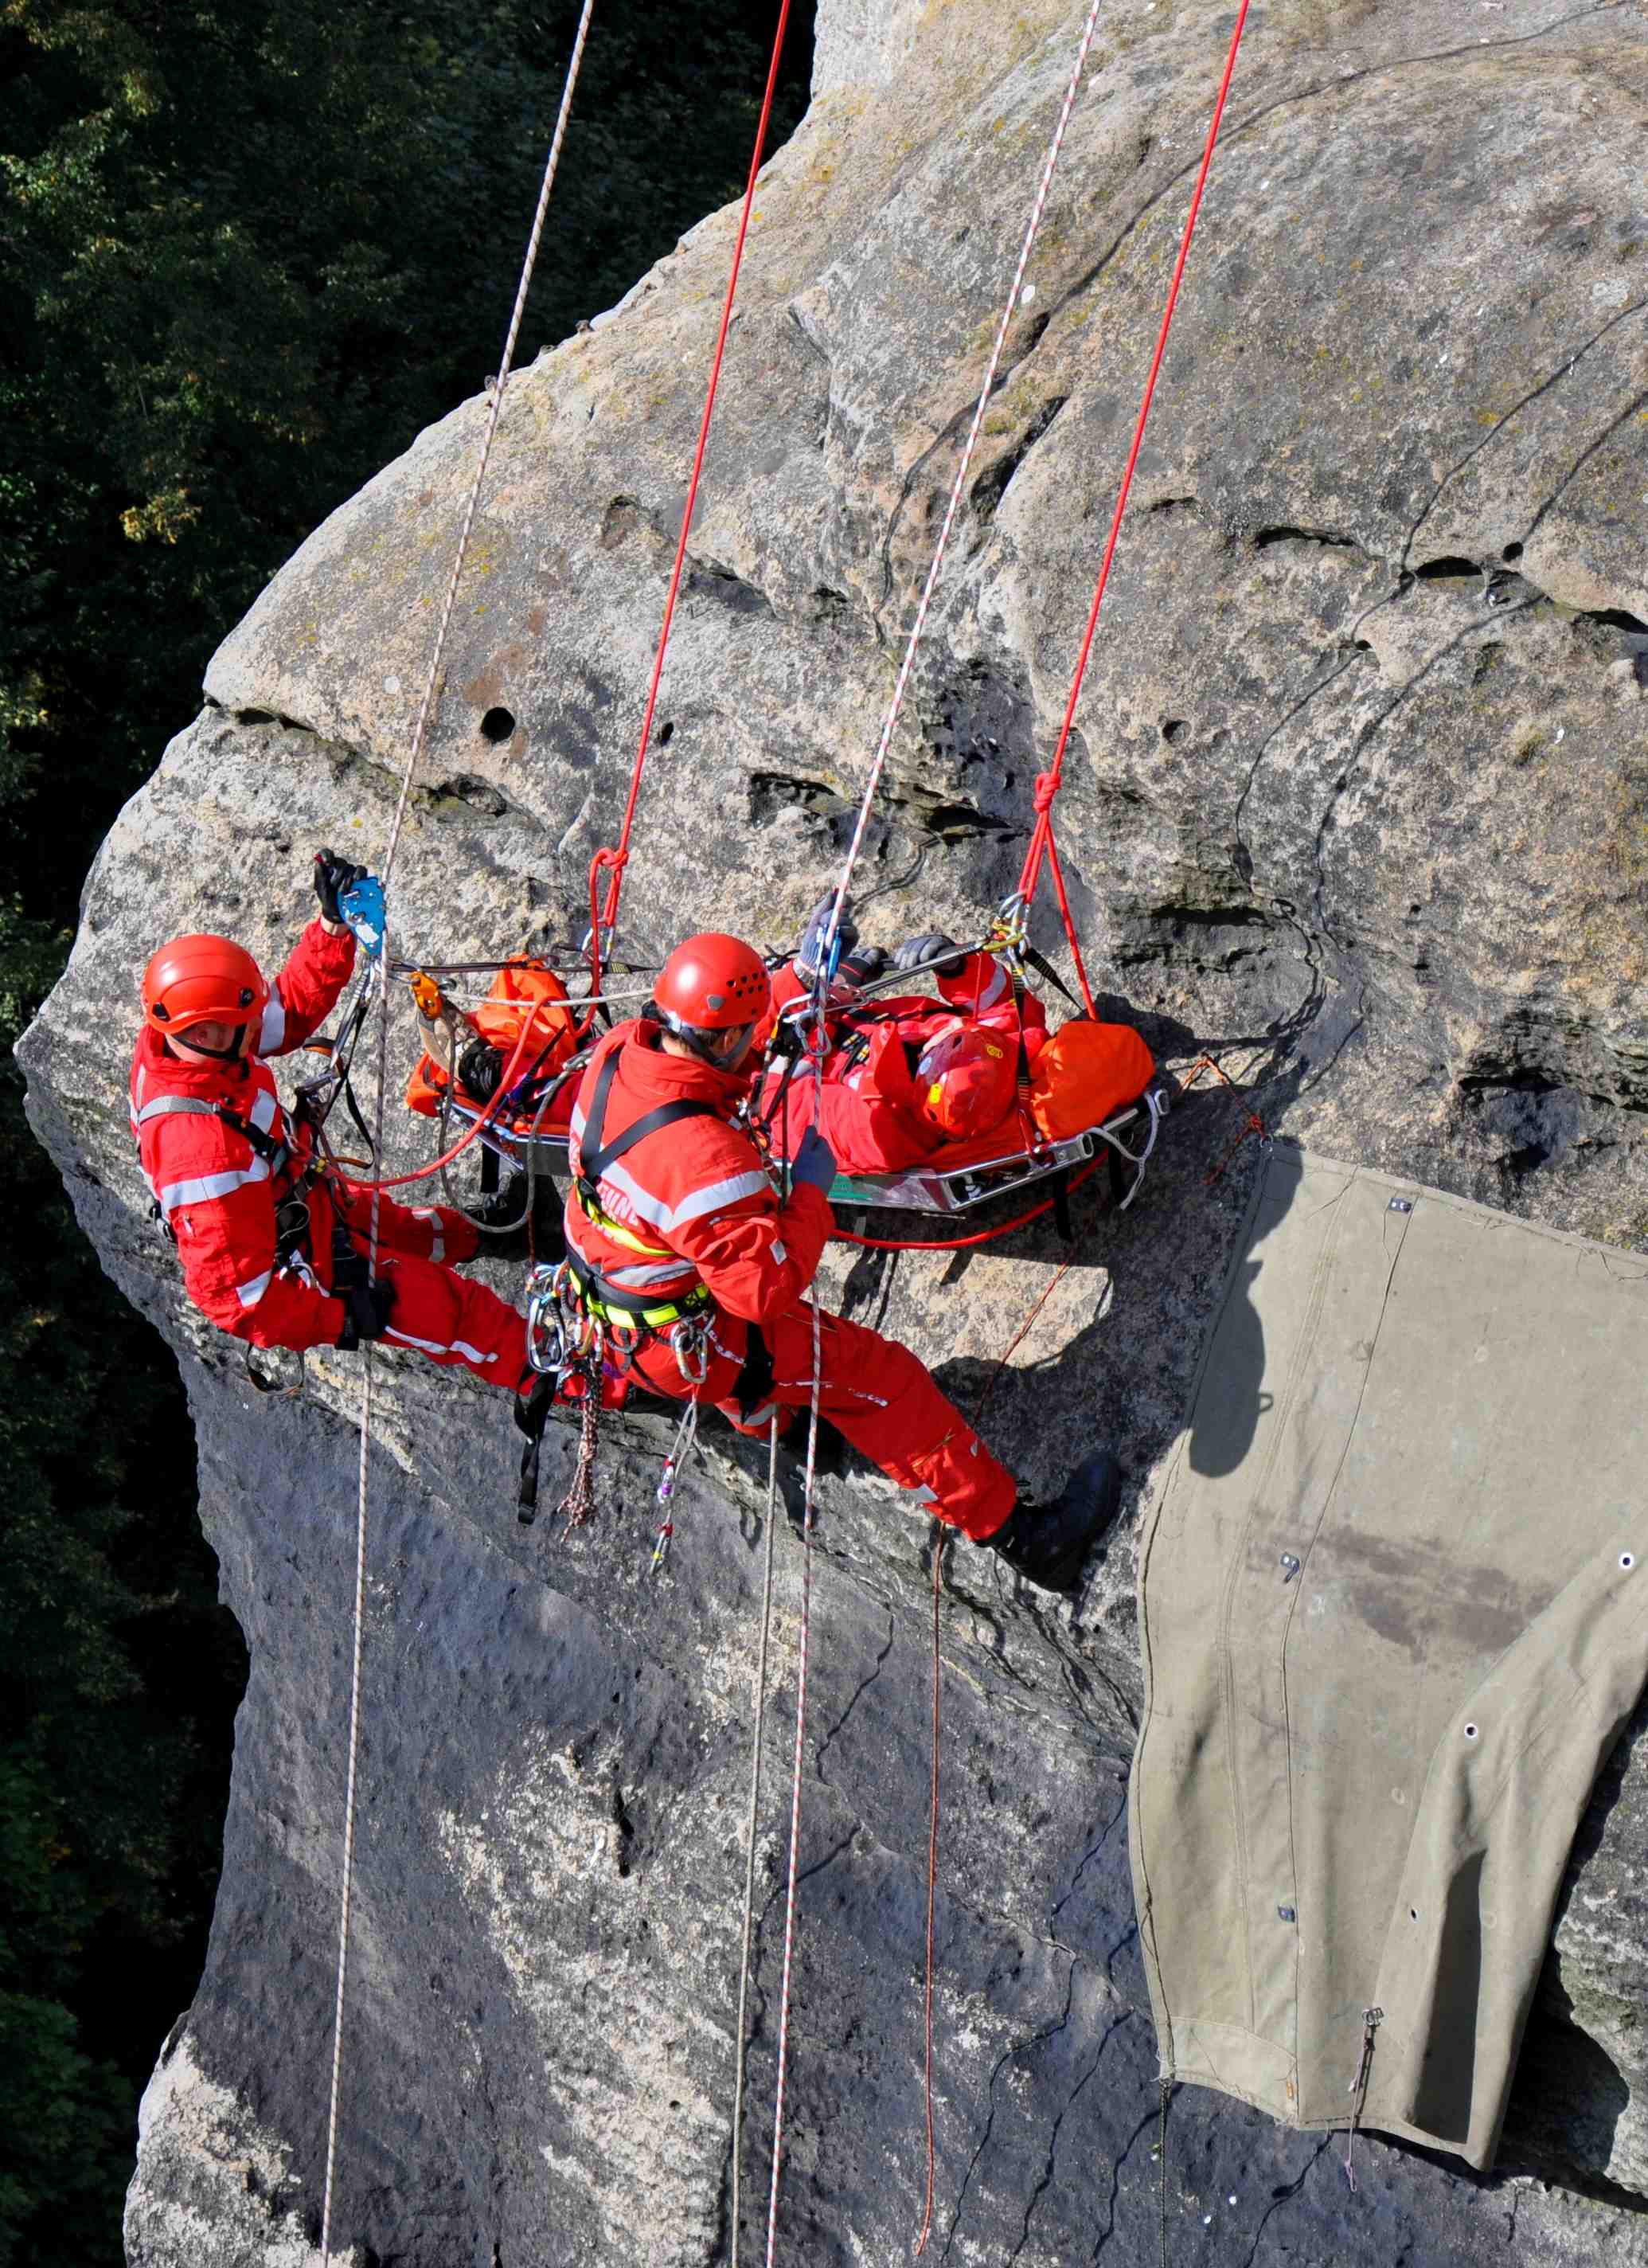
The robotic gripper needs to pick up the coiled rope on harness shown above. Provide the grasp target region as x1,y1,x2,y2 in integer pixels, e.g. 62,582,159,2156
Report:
316,10,597,2258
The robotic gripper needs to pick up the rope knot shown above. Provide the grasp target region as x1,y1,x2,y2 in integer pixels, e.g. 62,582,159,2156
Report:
1032,771,1059,815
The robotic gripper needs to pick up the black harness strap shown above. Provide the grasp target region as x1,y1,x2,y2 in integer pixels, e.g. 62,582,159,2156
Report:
576,1046,719,1206
212,1103,295,1180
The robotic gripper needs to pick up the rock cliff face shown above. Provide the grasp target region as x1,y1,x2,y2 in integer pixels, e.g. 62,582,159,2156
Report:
21,1,1648,2261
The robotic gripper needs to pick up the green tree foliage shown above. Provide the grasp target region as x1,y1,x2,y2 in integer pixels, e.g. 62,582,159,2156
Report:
0,2,811,2258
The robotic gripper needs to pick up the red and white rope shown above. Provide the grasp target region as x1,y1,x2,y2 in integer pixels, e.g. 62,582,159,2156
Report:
763,15,1113,2243
318,10,597,2254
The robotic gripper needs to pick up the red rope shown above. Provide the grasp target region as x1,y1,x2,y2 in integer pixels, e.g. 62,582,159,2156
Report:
1016,0,1252,913
333,1000,561,1193
1041,817,1097,1020
586,0,795,1006
1177,1050,1267,1186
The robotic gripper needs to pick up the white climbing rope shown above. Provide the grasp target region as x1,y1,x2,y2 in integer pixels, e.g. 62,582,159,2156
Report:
318,8,597,2254
820,0,1111,960
730,1414,783,2268
756,22,1114,2233
754,13,1114,2245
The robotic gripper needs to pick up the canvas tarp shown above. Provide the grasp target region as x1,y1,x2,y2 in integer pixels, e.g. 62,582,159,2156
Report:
1129,1146,1648,2169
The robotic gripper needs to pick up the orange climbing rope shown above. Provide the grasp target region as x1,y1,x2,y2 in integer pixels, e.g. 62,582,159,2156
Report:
586,0,798,1007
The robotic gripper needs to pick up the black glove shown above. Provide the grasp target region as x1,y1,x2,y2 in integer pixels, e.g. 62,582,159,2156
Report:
314,847,370,925
336,1277,395,1351
790,1124,838,1194
892,931,967,978
458,1036,506,1102
796,893,858,983
838,943,888,989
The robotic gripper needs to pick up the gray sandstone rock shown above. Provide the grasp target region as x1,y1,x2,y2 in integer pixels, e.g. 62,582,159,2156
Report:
20,0,1648,2260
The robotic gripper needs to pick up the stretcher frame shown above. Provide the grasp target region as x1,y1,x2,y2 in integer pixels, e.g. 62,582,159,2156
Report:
446,1083,1168,1219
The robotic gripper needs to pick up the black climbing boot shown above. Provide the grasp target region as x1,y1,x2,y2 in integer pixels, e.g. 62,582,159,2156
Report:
514,1369,556,1524
470,1174,564,1265
983,1450,1122,1592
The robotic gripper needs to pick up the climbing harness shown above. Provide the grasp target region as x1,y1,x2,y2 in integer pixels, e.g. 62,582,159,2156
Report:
315,6,598,2258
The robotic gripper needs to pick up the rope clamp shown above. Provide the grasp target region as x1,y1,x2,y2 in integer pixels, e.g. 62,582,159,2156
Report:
338,874,386,959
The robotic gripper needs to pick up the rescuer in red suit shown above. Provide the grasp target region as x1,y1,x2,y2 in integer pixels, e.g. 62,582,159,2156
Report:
561,929,1119,1590
131,852,534,1393
757,898,1050,1172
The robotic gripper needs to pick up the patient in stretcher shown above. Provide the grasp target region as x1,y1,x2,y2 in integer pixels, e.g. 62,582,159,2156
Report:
754,896,1156,1179
756,921,1049,1173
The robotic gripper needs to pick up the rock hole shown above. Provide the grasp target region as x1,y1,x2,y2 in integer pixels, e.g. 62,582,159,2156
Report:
1621,1552,1636,1571
1161,718,1190,745
1464,1723,1480,1741
480,706,516,744
656,720,675,747
1502,541,1524,563
1414,556,1482,582
1409,1906,1420,1922
1580,606,1648,635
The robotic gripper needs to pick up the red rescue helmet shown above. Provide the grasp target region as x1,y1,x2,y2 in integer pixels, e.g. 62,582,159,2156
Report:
653,933,771,1066
142,933,269,1038
913,1025,1017,1143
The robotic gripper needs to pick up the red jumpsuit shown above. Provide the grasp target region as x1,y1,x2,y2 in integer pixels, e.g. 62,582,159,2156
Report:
131,919,529,1390
757,951,1049,1172
562,1019,1017,1539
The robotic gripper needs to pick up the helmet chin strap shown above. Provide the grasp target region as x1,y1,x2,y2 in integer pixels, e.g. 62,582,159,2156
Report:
173,1025,254,1064
653,1007,752,1069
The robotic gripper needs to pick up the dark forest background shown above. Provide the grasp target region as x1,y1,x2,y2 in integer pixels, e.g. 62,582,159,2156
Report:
0,3,813,2257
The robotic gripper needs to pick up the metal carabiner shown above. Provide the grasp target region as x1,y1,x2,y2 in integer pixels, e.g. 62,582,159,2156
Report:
524,1261,568,1375
670,1313,711,1387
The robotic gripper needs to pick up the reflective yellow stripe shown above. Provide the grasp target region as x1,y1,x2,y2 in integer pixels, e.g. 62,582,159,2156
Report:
574,1183,676,1258
584,1287,709,1331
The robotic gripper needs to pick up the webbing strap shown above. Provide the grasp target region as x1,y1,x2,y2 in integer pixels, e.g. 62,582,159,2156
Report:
214,1103,295,1180
576,1046,718,1198
564,1244,709,1328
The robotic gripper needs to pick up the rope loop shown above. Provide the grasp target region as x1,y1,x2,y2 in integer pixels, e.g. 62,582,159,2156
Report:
1031,771,1059,815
